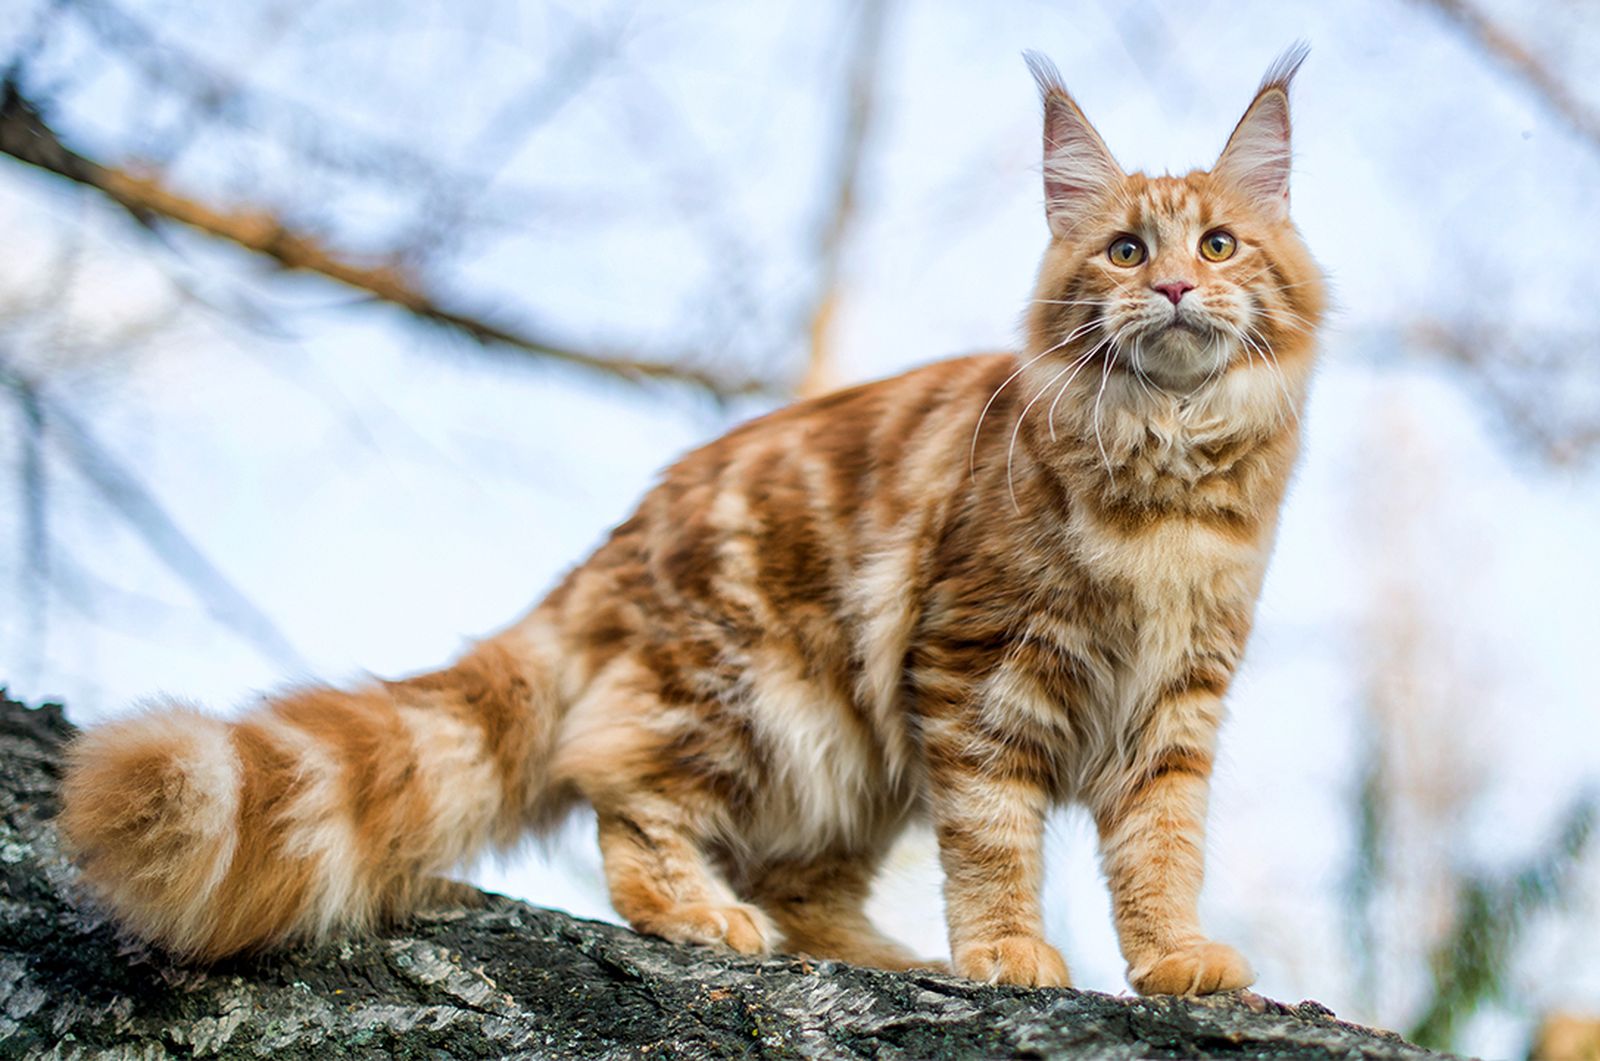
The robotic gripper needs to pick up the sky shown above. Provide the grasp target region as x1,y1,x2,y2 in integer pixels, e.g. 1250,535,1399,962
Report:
1,1,1597,1055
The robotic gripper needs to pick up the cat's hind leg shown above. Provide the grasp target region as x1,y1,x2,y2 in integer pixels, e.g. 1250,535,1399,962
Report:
555,673,778,957
749,855,939,972
595,807,775,956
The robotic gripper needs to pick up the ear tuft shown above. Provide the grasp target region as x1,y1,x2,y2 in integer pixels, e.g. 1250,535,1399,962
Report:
1259,40,1310,96
1023,50,1065,99
1024,51,1124,239
1213,43,1308,218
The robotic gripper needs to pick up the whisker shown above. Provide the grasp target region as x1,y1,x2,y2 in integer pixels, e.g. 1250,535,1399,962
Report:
968,347,1059,481
1130,338,1162,403
1195,332,1230,393
969,315,1105,481
1053,316,1112,349
1047,336,1113,442
1251,328,1301,413
1234,323,1300,427
1092,338,1117,484
1255,301,1315,326
1238,270,1321,294
1183,326,1236,400
1029,298,1118,307
1006,361,1078,512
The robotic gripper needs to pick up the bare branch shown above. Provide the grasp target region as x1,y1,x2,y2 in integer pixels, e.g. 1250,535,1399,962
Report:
394,14,622,263
0,363,307,671
797,0,893,398
1411,0,1600,152
66,0,311,170
65,0,482,188
11,381,49,680
0,82,777,399
1409,321,1600,465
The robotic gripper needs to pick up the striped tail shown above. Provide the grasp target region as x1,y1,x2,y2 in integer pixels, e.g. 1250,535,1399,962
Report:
57,636,556,960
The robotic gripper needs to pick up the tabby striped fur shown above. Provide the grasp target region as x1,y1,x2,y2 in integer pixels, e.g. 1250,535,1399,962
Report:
59,48,1324,994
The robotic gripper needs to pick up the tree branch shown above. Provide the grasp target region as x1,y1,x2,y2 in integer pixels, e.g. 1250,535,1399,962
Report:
0,81,777,399
1408,321,1600,465
0,364,307,671
0,693,1453,1060
797,0,893,398
1411,0,1600,152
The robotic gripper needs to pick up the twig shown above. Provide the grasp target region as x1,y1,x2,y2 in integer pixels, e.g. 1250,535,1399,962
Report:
12,381,49,680
0,82,775,399
797,0,892,398
1411,0,1600,152
1409,321,1600,464
0,363,308,672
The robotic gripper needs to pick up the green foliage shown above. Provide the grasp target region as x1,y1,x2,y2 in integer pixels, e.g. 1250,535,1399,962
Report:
1407,797,1596,1051
1344,732,1387,1014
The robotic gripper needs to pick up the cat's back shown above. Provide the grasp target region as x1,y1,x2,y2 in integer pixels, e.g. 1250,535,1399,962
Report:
668,351,1016,504
539,353,1014,690
579,352,1012,579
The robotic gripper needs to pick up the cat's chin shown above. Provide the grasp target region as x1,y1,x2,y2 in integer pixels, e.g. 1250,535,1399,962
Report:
1128,327,1228,392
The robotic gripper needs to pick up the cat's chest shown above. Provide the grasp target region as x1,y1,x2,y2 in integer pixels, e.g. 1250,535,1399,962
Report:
1062,501,1267,609
1090,429,1273,573
1055,497,1269,706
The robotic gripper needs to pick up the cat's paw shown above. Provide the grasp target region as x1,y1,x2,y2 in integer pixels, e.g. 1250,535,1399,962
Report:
420,877,487,909
1130,940,1254,996
642,902,775,956
953,934,1071,987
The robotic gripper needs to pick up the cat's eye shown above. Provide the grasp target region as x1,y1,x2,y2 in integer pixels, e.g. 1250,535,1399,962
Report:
1107,236,1146,267
1199,230,1237,262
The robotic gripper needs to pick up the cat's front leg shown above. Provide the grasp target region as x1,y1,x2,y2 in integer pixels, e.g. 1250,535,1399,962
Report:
928,740,1070,988
1092,742,1254,996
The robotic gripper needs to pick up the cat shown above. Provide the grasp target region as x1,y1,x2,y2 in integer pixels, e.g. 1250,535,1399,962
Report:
58,45,1325,995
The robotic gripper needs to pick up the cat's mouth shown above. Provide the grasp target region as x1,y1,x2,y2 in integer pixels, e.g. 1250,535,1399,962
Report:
1141,316,1217,347
1157,304,1217,336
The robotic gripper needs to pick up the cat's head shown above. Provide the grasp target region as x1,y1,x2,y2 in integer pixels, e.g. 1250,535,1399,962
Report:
1024,46,1326,394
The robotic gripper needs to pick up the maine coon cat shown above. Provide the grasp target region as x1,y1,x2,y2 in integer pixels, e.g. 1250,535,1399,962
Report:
58,46,1325,995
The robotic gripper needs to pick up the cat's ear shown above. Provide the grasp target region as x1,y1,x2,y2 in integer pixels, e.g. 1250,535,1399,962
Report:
1213,43,1308,219
1025,51,1124,239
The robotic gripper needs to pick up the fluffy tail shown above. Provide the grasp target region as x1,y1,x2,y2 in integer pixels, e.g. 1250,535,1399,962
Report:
57,635,557,960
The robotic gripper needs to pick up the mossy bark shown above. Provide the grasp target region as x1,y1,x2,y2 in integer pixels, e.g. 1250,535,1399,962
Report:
0,693,1455,1060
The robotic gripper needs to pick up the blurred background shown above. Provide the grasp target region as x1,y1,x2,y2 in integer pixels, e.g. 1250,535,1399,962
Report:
1,0,1597,1055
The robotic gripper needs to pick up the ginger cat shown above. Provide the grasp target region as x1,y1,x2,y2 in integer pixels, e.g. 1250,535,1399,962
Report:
58,47,1324,995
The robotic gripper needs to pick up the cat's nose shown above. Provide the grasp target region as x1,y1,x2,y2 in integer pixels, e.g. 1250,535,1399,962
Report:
1152,281,1195,305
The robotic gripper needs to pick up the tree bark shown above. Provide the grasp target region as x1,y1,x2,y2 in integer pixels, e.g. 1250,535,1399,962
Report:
0,692,1454,1060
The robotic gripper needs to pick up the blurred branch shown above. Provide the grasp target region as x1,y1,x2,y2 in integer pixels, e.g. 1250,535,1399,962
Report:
13,379,49,680
1408,795,1596,1050
0,82,776,398
396,14,621,262
461,21,614,184
1344,728,1388,1015
0,362,307,671
67,0,308,168
1410,322,1600,465
66,0,463,185
797,0,892,398
1411,0,1600,152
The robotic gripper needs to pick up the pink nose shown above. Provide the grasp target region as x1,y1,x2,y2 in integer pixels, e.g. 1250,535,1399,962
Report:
1153,281,1195,305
